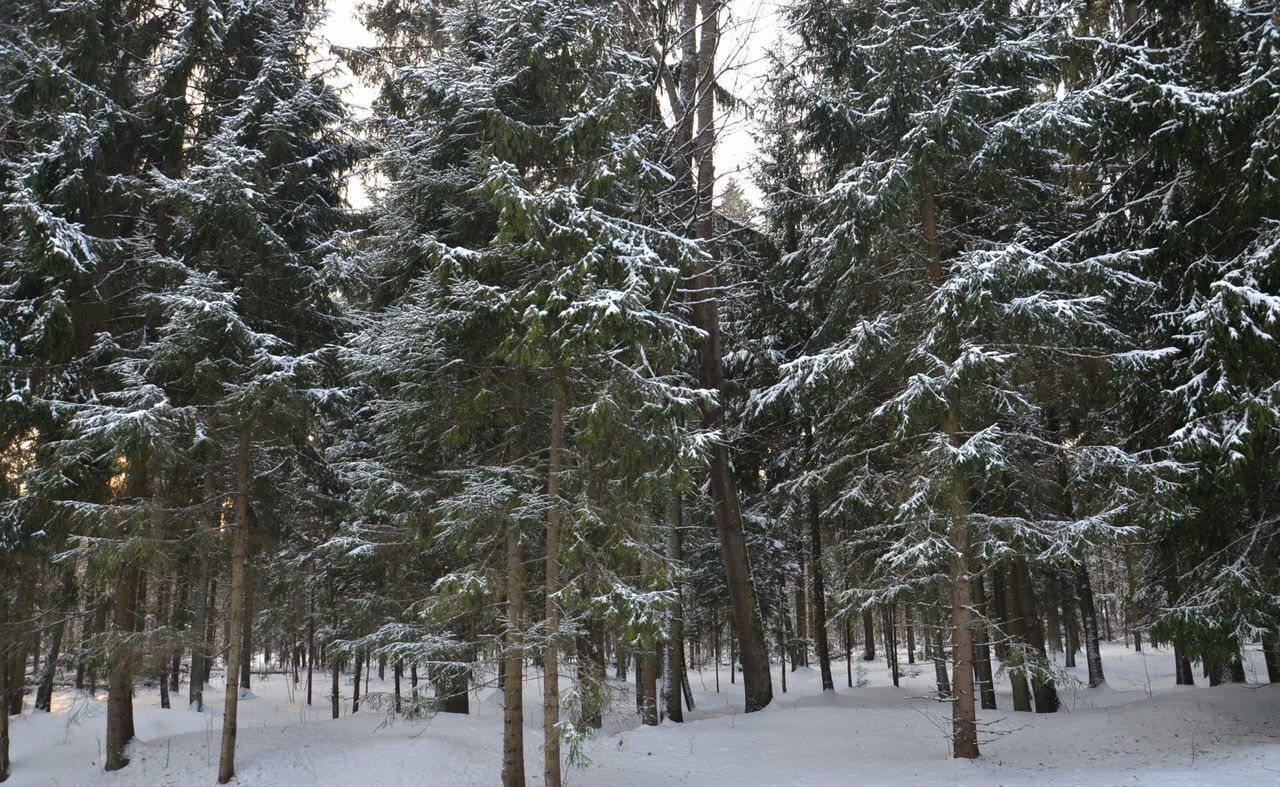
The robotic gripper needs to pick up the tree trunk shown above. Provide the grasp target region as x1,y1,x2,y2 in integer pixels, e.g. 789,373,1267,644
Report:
331,655,340,719
543,390,565,787
1002,563,1033,713
1060,571,1079,669
502,525,526,787
882,605,898,687
35,567,78,712
689,0,772,714
862,609,875,661
306,590,315,706
218,432,252,784
106,451,149,772
639,645,659,725
393,660,402,713
1076,562,1105,687
1,592,11,782
666,496,686,721
971,576,997,710
239,563,255,692
352,648,362,713
1014,559,1058,713
105,565,141,771
793,555,809,669
905,604,917,665
808,491,834,691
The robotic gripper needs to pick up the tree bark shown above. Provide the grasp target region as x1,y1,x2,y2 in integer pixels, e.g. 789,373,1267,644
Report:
862,609,876,661
1076,562,1106,687
1001,563,1033,712
218,431,252,784
105,565,141,771
808,492,834,691
666,496,686,721
543,390,565,787
971,576,997,710
502,525,526,787
1,592,11,782
1014,559,1059,713
106,450,148,772
689,0,772,714
239,562,255,692
35,567,78,712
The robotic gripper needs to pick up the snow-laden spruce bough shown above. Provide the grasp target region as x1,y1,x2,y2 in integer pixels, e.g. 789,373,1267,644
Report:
1,0,1278,784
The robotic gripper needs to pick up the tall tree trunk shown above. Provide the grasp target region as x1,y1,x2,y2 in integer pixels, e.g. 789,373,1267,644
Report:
106,450,148,772
1001,563,1033,713
1014,559,1059,713
882,605,898,687
1076,562,1106,687
393,660,402,713
1060,571,1079,668
1123,544,1141,651
543,390,565,787
218,432,252,784
793,555,808,668
105,565,141,771
169,573,186,694
862,609,876,661
190,473,217,711
808,491,834,691
666,496,686,721
239,563,255,692
923,179,978,758
35,567,78,711
971,576,997,710
352,648,362,713
4,560,36,717
639,644,659,725
502,525,526,787
1,592,11,782
306,589,315,706
688,0,772,713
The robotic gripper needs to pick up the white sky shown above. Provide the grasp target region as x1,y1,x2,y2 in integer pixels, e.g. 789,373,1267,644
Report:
317,0,782,208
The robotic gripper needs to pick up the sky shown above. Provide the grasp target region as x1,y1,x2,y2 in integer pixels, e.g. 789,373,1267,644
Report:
317,0,783,208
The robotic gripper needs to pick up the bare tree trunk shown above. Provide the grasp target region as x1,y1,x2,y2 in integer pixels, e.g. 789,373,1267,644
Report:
862,609,875,661
352,648,362,713
105,565,141,771
106,451,148,772
1001,563,1033,712
543,390,565,787
808,491,834,691
306,590,315,706
502,525,526,787
35,567,77,711
1,592,11,782
640,645,659,725
794,554,809,668
1014,559,1059,713
689,0,772,713
239,563,255,692
971,576,997,710
218,432,252,784
1076,562,1105,687
666,496,686,721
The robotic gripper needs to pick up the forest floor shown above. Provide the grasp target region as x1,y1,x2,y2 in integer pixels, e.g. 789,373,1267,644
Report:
7,642,1280,785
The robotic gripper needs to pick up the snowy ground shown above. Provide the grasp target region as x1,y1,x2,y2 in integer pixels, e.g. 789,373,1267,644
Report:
7,643,1280,785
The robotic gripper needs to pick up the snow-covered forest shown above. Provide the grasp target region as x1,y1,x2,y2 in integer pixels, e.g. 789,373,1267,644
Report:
2,1,1279,784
